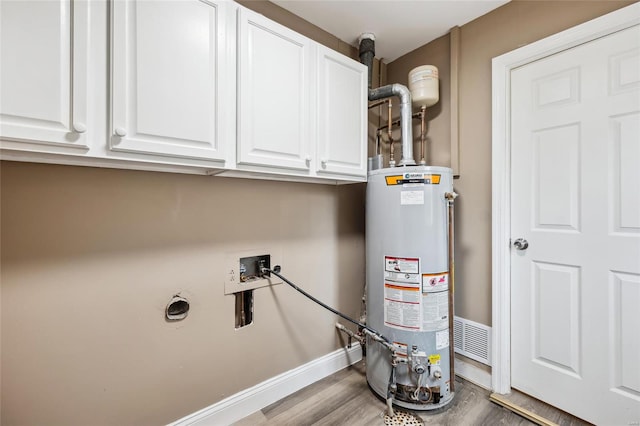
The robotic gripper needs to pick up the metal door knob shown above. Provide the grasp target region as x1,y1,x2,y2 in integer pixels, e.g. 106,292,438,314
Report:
513,238,529,250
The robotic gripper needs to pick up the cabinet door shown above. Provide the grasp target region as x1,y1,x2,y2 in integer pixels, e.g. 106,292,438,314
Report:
316,46,367,177
110,0,230,162
0,0,90,151
237,7,313,171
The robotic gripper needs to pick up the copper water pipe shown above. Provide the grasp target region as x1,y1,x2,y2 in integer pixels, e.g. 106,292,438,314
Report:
377,112,421,132
420,105,427,165
445,191,458,392
368,99,389,109
388,102,395,166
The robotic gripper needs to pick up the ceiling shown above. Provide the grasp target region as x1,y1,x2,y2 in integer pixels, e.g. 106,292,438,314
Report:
272,0,510,62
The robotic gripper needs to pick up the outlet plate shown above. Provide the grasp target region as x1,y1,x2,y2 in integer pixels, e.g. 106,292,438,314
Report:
224,247,283,295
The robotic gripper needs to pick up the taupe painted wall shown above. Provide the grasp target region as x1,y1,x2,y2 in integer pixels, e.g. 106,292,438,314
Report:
0,163,365,425
0,2,364,425
387,0,634,326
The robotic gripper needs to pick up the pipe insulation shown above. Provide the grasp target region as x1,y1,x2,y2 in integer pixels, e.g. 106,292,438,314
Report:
359,33,415,166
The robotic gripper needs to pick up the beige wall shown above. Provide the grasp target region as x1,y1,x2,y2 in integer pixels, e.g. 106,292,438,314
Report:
0,162,365,425
387,0,634,326
0,3,365,425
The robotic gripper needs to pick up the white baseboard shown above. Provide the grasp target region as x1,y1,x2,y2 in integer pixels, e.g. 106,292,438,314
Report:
454,357,492,391
169,343,363,426
169,344,491,426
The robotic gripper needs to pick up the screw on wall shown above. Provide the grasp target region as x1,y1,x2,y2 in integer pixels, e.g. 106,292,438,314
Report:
166,295,190,321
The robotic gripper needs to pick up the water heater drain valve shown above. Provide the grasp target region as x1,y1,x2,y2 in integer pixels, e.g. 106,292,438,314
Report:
430,365,442,380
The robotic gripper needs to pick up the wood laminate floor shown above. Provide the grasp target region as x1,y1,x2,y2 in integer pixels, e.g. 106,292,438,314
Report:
233,361,591,426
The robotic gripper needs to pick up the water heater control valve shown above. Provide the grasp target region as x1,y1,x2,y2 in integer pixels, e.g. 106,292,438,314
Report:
409,346,428,375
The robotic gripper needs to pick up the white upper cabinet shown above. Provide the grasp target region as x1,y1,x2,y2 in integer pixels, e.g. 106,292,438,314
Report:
237,7,314,171
316,45,367,178
110,0,231,162
0,0,90,152
1,1,366,182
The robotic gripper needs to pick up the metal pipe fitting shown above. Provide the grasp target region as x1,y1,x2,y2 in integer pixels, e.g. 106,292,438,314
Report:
369,84,415,166
359,33,416,167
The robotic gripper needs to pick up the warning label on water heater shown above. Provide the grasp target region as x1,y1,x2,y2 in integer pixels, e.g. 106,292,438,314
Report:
385,256,419,274
384,256,420,283
422,291,449,332
384,256,423,330
384,283,421,330
436,329,449,350
422,272,449,292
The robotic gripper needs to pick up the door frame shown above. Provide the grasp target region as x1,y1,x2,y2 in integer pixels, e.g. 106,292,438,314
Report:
491,2,640,395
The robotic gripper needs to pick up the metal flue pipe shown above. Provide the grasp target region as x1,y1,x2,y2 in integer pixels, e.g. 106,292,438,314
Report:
359,33,415,166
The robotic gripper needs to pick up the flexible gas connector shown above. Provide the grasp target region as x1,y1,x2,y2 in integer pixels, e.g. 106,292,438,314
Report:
261,266,390,345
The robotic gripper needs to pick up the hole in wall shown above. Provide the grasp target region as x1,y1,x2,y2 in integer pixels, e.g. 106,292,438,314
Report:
235,290,253,329
166,296,190,321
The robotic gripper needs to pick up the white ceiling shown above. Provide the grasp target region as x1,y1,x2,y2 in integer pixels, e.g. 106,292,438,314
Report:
272,0,510,62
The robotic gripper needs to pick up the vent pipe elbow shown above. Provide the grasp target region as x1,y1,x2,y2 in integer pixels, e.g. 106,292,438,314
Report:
359,34,415,166
368,84,415,166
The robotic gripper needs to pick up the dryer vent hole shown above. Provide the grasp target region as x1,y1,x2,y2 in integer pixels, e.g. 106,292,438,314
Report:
166,296,189,321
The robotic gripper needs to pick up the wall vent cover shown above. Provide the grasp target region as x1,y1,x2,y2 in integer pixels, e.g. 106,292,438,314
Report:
453,316,491,366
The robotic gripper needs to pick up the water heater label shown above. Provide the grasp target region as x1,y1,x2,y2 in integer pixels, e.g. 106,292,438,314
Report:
385,174,441,186
393,342,408,358
385,256,419,275
385,271,421,283
401,191,424,205
422,272,449,292
384,283,421,330
436,330,449,350
422,291,449,332
428,354,441,365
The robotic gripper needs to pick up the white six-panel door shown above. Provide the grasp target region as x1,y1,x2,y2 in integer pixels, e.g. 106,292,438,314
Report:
510,25,640,425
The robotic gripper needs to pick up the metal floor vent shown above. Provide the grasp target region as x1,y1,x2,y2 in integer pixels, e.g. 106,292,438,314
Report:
453,316,491,366
383,411,423,425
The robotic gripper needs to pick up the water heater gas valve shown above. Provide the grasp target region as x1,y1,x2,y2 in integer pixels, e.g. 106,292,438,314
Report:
409,346,428,375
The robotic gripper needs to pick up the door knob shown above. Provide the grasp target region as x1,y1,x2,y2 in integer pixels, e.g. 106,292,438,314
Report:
513,238,529,250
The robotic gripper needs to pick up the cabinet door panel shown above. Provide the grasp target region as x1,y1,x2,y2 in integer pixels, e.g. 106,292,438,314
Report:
317,46,367,177
0,0,89,150
111,0,227,161
237,7,312,170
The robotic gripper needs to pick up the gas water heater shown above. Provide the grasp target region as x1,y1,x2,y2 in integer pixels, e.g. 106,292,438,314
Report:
365,166,455,410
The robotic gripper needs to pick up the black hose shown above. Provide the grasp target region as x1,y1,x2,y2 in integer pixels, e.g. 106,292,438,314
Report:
263,266,389,343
